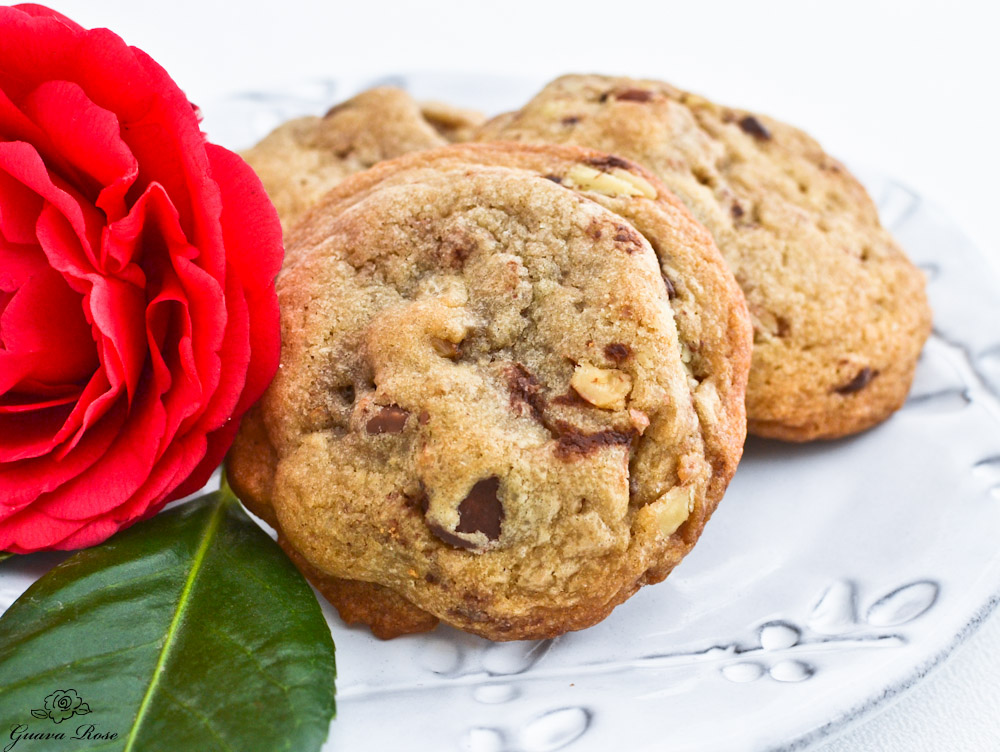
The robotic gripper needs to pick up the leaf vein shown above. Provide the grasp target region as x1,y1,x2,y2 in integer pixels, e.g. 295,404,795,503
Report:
121,499,228,752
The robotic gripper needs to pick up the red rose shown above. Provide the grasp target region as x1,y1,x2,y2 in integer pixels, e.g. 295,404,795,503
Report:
0,5,282,552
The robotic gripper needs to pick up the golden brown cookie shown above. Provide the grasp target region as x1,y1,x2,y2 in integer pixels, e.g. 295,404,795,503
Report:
227,142,751,640
243,87,481,230
476,74,932,441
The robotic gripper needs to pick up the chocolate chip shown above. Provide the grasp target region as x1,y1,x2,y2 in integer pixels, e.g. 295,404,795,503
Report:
615,88,653,103
662,273,677,300
507,364,547,423
543,174,563,184
586,155,632,171
834,367,878,394
604,343,632,364
731,203,745,219
555,426,635,459
738,115,772,141
366,405,409,434
455,476,504,540
561,115,581,125
418,410,430,425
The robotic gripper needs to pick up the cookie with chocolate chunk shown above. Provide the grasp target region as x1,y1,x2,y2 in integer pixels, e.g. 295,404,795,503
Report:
476,74,932,441
227,142,751,640
243,87,482,230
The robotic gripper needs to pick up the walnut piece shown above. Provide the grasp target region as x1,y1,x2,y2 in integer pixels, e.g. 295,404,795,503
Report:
654,486,693,537
564,165,657,199
570,364,633,410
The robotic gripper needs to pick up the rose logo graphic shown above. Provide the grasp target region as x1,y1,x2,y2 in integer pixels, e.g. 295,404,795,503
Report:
29,690,91,724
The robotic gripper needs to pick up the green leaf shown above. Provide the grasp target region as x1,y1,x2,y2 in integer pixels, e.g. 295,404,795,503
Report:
0,488,336,751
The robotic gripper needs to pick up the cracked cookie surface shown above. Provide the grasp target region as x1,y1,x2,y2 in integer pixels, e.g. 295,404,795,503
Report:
242,86,482,231
476,74,932,440
227,142,751,640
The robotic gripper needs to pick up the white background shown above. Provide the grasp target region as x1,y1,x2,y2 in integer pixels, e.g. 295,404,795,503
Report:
39,1,1000,749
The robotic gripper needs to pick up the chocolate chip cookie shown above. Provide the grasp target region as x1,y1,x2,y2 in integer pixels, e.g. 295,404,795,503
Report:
243,87,481,230
227,142,751,640
476,75,932,441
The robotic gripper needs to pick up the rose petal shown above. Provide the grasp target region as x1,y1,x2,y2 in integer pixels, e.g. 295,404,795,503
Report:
0,238,48,294
0,398,73,463
23,80,138,222
0,141,104,273
19,384,164,522
0,388,79,414
0,397,125,510
0,167,44,245
51,367,116,456
0,266,97,385
35,202,145,402
204,144,282,416
11,4,85,31
0,11,149,121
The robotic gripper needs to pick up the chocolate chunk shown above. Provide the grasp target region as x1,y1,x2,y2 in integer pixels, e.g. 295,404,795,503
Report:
551,388,588,407
543,173,563,184
555,426,635,459
586,154,632,171
776,316,791,338
366,405,409,434
418,410,430,425
428,523,478,550
612,223,643,252
834,367,878,394
455,476,504,540
604,343,632,364
507,363,547,423
615,88,653,103
731,203,745,219
662,273,677,300
561,115,581,125
738,115,772,141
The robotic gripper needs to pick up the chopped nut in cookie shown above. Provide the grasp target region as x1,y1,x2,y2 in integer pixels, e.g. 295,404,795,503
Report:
570,364,633,409
655,486,694,537
564,164,657,199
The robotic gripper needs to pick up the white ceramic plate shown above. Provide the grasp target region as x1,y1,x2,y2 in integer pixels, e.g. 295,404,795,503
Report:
4,75,1000,752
